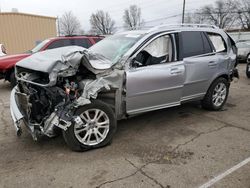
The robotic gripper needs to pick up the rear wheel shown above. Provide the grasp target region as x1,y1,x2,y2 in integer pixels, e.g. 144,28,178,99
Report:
63,100,117,151
201,77,229,111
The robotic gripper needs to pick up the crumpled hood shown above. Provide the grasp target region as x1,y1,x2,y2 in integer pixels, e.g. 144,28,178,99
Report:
16,46,114,73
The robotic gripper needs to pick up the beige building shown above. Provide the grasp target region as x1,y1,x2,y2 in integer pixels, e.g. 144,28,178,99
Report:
0,12,57,54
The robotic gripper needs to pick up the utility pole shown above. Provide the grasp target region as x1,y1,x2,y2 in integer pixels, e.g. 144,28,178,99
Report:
57,16,60,36
182,0,186,24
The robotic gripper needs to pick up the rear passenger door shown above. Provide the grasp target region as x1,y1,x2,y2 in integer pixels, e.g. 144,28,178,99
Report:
180,31,218,101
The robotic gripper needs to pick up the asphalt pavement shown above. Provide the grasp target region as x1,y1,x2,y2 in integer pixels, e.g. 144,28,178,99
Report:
0,64,250,188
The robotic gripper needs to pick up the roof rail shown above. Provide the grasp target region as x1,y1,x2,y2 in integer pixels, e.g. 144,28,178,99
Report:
63,34,104,37
148,23,218,32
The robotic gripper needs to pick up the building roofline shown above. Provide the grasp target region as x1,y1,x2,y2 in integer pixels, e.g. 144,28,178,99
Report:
0,12,56,20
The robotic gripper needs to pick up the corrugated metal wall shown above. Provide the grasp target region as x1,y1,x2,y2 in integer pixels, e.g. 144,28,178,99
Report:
0,12,56,54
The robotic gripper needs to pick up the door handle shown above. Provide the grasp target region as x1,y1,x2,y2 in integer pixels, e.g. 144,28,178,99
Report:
170,67,182,74
208,61,218,67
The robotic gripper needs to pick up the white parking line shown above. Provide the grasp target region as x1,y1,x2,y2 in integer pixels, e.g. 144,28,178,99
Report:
199,157,250,188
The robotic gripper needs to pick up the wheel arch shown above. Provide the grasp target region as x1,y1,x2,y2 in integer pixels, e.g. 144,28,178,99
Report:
96,89,125,119
4,67,14,81
216,74,230,82
207,73,230,93
212,73,230,83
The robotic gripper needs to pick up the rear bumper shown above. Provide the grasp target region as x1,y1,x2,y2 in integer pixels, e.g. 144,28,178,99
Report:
10,87,24,136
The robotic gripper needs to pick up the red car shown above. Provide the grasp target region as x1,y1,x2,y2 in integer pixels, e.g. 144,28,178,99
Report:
0,35,103,87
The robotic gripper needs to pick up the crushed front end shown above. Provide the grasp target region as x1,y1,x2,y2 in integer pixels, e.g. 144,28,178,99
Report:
10,46,124,141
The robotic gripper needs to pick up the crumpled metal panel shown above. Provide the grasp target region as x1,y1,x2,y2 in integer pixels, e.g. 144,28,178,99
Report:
16,45,125,108
16,46,85,73
76,69,124,107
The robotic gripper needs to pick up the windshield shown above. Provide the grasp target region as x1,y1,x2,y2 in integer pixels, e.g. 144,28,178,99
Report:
89,33,145,64
30,39,51,53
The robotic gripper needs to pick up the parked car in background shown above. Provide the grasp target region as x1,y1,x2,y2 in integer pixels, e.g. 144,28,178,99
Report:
10,24,238,151
236,40,250,63
0,35,104,87
0,44,7,57
246,56,250,78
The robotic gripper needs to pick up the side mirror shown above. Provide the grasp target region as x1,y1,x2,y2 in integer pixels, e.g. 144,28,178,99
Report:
131,58,142,68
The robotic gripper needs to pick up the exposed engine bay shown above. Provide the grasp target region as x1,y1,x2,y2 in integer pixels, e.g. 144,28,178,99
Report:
13,46,124,140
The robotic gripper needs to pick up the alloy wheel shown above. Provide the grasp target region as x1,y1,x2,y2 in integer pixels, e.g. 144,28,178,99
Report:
74,109,110,146
212,82,227,107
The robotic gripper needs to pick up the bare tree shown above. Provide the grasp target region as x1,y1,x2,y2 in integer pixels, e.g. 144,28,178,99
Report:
235,0,250,29
90,10,115,35
59,11,81,36
123,5,144,30
189,0,236,29
184,12,206,24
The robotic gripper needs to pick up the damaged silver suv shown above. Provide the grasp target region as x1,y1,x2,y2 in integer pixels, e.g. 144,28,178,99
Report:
10,24,238,151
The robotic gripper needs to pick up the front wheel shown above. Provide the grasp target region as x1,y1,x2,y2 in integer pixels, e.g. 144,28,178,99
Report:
201,77,229,111
63,100,117,151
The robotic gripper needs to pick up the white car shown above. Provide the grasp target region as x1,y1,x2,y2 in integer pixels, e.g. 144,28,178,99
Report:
0,44,7,56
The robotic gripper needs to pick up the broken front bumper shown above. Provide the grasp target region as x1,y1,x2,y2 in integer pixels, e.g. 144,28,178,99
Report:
10,86,38,139
10,86,75,139
10,87,24,136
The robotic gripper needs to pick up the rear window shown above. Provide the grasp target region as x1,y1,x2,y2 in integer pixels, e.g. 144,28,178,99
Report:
72,38,92,48
201,32,213,54
181,31,206,58
207,33,226,52
46,39,72,49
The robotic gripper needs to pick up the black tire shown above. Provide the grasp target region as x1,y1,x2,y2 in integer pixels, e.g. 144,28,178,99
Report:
201,77,229,111
246,62,250,78
63,100,117,152
9,71,16,88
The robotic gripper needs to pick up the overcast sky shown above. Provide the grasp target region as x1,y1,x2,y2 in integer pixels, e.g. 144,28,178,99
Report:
0,0,218,31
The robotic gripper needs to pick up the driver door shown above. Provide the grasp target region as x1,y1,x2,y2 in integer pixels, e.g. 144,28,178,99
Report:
125,34,185,115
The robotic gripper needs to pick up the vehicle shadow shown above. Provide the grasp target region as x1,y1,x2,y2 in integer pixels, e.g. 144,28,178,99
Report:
11,101,202,152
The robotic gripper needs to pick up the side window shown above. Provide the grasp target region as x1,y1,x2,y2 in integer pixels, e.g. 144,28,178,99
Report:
201,32,213,54
181,31,204,58
134,35,173,67
207,33,226,52
72,38,92,48
46,39,72,49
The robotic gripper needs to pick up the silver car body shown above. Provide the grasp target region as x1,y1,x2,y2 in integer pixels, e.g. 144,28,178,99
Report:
10,25,237,138
123,27,236,114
